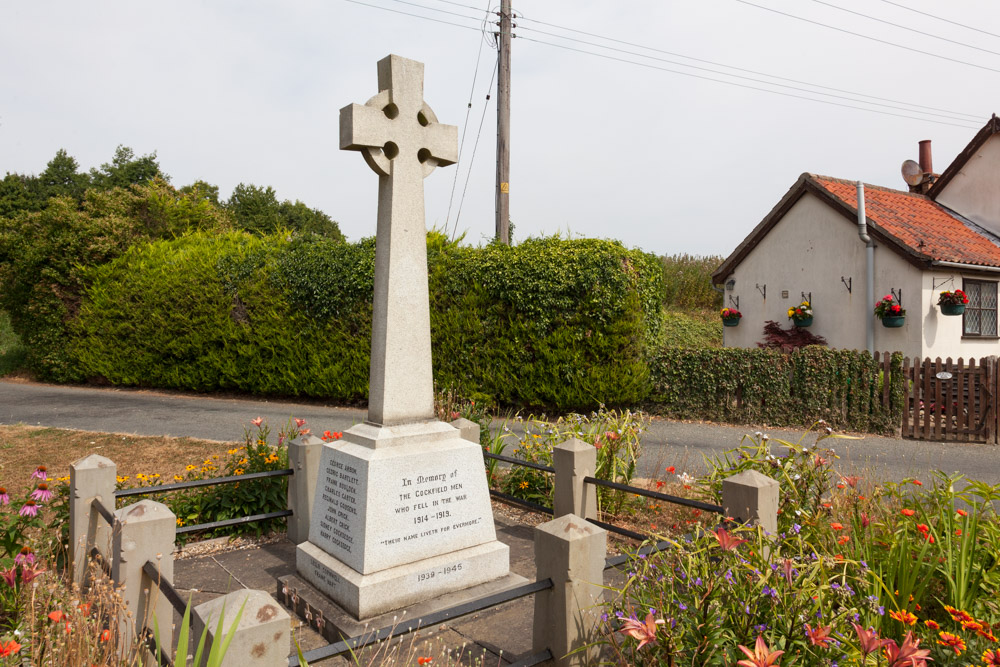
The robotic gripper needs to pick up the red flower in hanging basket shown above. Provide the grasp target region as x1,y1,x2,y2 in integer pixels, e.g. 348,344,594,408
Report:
938,289,969,306
873,295,906,320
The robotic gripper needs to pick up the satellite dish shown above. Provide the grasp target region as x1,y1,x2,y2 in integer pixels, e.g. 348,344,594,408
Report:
902,159,923,186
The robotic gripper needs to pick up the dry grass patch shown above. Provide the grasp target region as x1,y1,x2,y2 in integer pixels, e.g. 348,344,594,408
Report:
0,425,236,491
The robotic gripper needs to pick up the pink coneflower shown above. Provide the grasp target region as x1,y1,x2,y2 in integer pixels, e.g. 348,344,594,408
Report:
31,465,47,481
19,500,39,518
1,567,16,588
31,483,53,502
14,547,34,566
0,487,8,505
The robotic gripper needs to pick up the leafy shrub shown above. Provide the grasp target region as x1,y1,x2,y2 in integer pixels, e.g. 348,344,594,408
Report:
660,253,723,310
73,233,663,410
758,320,828,352
647,348,904,433
604,430,1000,665
658,309,722,349
0,181,232,381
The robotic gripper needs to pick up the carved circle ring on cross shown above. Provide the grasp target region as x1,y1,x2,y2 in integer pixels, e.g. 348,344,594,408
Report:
359,89,447,179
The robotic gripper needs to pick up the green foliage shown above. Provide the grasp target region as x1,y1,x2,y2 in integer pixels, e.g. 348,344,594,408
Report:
0,183,232,381
658,309,722,349
73,233,662,409
225,183,344,240
647,348,904,433
88,145,164,190
0,311,25,377
660,253,723,310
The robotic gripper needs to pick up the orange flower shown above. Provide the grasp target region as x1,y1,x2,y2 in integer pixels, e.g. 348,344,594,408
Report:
48,610,64,622
101,628,111,642
982,649,1000,666
889,610,917,625
736,635,784,667
830,522,844,531
665,466,675,474
924,620,939,630
0,640,21,657
912,479,922,486
805,624,833,648
713,527,747,551
655,480,664,489
936,631,965,655
957,509,968,517
417,658,433,665
901,509,915,517
837,535,850,545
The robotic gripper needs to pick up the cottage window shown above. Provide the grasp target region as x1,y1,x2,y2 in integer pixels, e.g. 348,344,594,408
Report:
962,280,998,337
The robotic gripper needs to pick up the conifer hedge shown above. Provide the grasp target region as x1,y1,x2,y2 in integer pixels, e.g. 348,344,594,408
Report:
72,232,663,409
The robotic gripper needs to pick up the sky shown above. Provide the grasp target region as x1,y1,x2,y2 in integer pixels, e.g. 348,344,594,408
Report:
1,1,997,257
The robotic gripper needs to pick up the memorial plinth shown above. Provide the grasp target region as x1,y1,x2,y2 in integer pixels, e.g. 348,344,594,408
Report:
293,54,511,624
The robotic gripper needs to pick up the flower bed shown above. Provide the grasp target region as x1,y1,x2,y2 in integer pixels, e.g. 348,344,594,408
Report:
602,427,1000,665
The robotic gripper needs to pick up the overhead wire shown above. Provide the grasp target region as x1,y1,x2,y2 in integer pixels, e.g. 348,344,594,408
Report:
515,13,980,121
803,0,1000,58
445,0,492,232
452,57,499,239
344,0,983,129
514,21,979,123
876,0,1000,42
731,0,1000,75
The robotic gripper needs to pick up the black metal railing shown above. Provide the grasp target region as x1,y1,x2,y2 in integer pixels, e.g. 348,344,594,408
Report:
293,578,554,665
115,468,293,498
483,452,555,473
488,489,553,515
583,476,724,515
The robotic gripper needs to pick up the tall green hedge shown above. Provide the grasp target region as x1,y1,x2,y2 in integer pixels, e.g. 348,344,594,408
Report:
72,232,663,409
647,347,904,434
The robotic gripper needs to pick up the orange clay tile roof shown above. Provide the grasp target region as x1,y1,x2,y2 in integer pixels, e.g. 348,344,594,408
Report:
812,175,1000,268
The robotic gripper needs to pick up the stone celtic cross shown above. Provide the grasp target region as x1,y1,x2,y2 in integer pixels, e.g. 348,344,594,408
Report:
340,55,457,427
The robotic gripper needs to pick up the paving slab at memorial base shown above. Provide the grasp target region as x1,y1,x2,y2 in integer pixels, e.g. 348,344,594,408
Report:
172,510,608,665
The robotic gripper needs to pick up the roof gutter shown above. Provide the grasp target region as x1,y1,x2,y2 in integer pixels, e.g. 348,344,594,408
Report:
930,260,1000,274
857,182,875,355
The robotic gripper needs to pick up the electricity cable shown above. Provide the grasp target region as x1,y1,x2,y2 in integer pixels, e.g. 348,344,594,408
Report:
515,13,980,121
445,0,492,231
452,57,499,239
804,0,1000,58
876,0,1000,42
731,0,1000,75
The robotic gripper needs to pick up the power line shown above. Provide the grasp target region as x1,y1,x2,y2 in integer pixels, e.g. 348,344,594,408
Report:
445,0,492,231
452,57,499,239
876,0,1000,42
731,0,1000,75
805,0,1000,58
515,14,980,120
515,22,978,123
516,35,980,129
344,0,982,129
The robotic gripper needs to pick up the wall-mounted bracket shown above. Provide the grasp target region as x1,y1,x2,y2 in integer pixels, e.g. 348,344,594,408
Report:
729,295,739,309
756,283,766,299
841,276,852,294
801,291,812,304
932,276,954,291
891,288,902,306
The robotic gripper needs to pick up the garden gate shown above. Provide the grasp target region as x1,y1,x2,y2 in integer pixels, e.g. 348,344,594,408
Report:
901,355,998,444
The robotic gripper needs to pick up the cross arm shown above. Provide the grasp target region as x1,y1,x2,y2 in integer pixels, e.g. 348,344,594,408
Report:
340,103,392,152
420,122,458,167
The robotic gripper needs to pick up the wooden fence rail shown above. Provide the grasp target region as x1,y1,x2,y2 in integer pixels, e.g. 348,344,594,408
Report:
900,355,997,444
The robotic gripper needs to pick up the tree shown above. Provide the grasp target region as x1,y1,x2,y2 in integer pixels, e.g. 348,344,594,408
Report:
37,149,90,203
89,145,164,190
179,180,221,206
278,199,344,240
226,183,343,239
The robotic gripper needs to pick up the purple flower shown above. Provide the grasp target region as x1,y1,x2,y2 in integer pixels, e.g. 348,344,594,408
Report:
0,488,8,505
1,567,16,588
14,548,34,566
30,484,52,502
19,500,38,517
792,523,801,534
31,466,47,481
694,577,703,586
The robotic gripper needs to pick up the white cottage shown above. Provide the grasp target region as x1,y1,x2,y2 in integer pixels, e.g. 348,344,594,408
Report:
713,116,1000,360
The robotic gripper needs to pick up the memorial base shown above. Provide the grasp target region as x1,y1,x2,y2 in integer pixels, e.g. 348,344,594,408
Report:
297,539,510,619
278,568,529,643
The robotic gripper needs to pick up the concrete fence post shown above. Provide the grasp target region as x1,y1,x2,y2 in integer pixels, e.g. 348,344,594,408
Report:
287,434,325,544
193,589,291,667
533,514,606,666
450,417,481,444
553,438,597,520
722,470,779,535
69,454,117,587
112,499,176,658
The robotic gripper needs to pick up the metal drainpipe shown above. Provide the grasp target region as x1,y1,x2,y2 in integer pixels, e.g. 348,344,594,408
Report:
857,182,875,354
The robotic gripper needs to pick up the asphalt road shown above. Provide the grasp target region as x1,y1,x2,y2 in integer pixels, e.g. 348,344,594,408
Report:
1,379,997,485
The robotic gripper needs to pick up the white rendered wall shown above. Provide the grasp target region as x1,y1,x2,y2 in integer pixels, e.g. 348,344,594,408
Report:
935,134,1000,234
721,192,922,357
920,270,1000,360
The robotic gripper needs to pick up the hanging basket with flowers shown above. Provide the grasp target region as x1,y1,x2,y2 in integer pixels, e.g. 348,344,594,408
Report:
874,294,905,327
720,307,742,327
938,289,968,316
787,301,813,327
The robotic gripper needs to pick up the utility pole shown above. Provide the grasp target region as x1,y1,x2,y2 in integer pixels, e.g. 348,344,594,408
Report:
495,0,511,244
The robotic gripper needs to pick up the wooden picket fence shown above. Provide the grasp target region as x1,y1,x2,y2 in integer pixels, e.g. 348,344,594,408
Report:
900,355,998,443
